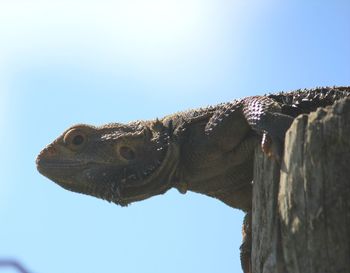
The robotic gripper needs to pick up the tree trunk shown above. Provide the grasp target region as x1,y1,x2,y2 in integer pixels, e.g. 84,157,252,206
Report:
251,98,350,273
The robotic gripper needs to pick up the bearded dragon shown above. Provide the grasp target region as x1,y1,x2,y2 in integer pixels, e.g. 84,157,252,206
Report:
36,86,350,273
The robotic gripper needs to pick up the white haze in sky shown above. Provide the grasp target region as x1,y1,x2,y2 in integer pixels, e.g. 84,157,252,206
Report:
0,0,269,88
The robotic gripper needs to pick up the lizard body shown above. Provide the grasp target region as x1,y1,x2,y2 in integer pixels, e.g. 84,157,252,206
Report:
36,86,350,273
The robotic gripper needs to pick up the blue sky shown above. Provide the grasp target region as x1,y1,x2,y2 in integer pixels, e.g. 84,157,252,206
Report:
0,1,349,273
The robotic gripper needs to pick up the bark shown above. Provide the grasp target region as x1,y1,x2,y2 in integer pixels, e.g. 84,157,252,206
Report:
251,98,350,273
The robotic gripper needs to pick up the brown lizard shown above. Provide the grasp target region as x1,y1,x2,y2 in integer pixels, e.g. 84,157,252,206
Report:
36,86,350,273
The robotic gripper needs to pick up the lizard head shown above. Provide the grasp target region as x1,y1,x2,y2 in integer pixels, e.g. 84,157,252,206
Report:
36,120,180,206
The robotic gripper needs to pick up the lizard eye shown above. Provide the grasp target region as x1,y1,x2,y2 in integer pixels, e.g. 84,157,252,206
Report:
119,146,136,161
64,128,87,150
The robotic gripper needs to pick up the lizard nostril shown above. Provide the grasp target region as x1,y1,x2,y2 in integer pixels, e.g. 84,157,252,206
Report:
38,146,57,158
46,146,57,156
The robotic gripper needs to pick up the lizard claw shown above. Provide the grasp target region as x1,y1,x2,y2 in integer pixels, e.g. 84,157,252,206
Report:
261,133,282,163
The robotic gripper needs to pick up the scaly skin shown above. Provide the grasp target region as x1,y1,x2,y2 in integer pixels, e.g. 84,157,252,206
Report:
36,86,350,273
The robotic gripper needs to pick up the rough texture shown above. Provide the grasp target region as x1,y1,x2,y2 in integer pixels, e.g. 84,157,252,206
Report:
251,147,285,273
253,98,350,273
36,86,350,273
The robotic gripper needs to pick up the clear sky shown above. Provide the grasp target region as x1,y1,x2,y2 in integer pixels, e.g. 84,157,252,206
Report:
0,1,349,273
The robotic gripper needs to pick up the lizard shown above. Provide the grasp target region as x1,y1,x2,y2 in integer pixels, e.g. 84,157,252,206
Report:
36,86,350,273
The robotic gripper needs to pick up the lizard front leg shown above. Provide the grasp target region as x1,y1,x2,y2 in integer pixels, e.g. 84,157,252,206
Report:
240,96,295,161
205,96,294,160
